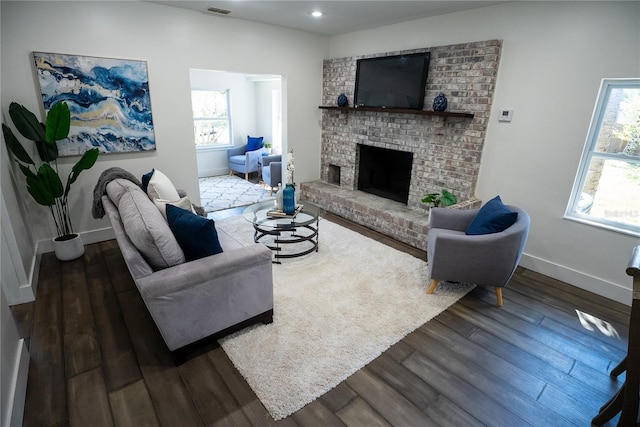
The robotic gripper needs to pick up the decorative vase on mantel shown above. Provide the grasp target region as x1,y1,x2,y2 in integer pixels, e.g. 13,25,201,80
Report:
432,92,448,111
53,233,85,261
337,93,348,107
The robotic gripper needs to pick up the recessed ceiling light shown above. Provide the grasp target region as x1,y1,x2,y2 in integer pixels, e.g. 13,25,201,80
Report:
311,11,323,18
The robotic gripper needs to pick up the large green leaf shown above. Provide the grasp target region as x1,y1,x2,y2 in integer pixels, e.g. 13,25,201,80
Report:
26,175,55,206
2,123,34,165
18,164,37,180
440,189,458,207
24,164,63,207
35,138,58,163
65,148,99,196
8,102,46,142
45,102,70,143
26,164,64,206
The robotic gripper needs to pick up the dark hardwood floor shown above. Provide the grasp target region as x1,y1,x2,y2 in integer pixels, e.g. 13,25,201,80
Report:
10,211,629,426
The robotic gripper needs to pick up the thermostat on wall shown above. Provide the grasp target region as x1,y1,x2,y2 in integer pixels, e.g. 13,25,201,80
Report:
499,110,514,122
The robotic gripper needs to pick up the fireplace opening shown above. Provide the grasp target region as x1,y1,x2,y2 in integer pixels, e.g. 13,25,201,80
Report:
357,144,413,204
328,164,341,185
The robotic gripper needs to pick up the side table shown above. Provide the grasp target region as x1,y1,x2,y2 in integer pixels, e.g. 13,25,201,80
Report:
592,245,640,426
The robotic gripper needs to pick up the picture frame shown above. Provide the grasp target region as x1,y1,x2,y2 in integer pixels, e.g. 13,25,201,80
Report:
33,52,156,156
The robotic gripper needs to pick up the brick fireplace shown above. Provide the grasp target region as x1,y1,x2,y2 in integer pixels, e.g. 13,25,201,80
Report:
301,40,501,250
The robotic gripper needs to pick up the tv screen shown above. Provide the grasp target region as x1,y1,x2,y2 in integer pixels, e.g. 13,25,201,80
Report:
354,52,430,110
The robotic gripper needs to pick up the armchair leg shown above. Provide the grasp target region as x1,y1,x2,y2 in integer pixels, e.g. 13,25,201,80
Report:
245,173,249,180
495,287,504,307
427,279,439,294
229,170,234,176
269,187,274,196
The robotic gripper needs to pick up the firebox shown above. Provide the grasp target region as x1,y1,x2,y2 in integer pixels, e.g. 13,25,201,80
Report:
357,144,413,204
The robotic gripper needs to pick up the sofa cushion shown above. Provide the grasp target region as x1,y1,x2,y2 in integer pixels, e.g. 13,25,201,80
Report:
166,204,224,261
107,179,185,269
229,155,247,166
246,135,264,152
147,169,181,201
466,195,518,235
153,196,194,219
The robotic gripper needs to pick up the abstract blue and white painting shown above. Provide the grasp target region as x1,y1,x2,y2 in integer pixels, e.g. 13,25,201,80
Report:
33,52,156,156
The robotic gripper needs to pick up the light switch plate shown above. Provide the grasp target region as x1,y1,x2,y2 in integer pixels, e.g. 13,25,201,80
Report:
499,110,513,122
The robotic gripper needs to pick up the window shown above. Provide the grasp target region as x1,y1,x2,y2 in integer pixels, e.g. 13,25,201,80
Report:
191,89,232,148
566,78,640,236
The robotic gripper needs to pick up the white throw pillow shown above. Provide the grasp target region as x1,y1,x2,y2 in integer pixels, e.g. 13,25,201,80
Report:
147,169,181,201
153,196,194,219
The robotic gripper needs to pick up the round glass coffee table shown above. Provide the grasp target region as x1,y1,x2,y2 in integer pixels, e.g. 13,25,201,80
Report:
243,200,325,263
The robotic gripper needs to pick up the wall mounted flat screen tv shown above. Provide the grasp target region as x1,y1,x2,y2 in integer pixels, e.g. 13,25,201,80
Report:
354,52,430,110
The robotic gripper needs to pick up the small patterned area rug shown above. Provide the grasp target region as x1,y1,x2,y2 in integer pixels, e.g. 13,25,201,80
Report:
199,175,274,212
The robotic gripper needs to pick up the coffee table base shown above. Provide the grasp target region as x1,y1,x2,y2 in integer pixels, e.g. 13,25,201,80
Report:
252,222,319,263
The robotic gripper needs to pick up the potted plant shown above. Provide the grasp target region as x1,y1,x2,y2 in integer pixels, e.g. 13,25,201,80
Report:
2,101,99,261
264,141,273,154
422,189,457,207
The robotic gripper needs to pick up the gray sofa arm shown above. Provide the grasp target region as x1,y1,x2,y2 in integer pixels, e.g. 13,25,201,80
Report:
136,244,272,298
137,243,274,351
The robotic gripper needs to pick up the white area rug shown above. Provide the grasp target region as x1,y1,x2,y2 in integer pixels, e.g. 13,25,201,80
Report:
216,216,474,420
199,175,273,212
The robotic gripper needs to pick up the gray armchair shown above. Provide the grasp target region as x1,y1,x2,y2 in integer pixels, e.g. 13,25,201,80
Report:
227,144,267,180
261,154,282,195
426,205,530,306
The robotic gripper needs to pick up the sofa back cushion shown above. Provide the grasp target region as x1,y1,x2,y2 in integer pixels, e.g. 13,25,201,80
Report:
106,179,185,269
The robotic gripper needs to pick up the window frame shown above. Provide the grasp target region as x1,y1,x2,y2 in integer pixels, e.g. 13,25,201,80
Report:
565,78,640,237
191,88,233,151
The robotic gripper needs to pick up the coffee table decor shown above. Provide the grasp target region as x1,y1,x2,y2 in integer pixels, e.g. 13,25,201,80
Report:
266,204,303,218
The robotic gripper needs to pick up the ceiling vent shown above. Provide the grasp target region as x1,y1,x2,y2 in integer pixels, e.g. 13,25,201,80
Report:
206,7,231,15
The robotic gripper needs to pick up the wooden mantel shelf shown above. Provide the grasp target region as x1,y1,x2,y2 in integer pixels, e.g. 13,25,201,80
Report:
318,105,474,119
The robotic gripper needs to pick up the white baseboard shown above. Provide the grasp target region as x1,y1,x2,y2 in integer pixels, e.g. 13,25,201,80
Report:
519,253,631,306
198,167,229,178
3,339,29,427
36,227,115,255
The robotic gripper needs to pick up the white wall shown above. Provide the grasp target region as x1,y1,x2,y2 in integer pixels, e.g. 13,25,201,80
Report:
330,1,640,304
1,0,326,256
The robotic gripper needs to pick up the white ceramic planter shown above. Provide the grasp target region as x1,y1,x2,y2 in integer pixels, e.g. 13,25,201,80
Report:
53,234,85,261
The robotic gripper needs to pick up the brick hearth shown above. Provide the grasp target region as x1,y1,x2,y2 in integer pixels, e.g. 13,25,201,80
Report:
301,180,480,251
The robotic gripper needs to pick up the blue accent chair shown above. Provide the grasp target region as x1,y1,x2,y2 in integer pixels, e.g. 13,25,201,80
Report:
227,144,267,180
260,155,282,195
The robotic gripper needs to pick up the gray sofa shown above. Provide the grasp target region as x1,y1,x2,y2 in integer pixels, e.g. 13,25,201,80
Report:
101,178,274,362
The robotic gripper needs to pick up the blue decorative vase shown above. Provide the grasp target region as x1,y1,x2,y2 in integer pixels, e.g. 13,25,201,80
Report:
432,93,448,111
337,93,348,107
282,184,296,214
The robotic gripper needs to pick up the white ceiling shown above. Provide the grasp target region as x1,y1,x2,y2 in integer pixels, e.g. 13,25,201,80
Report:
150,1,506,36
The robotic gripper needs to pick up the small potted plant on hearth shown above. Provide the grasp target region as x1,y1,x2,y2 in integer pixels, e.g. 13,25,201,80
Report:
422,189,457,208
2,101,99,261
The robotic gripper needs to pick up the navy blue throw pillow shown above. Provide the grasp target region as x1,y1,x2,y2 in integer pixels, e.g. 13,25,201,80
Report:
141,169,154,193
246,135,264,152
465,196,518,235
166,204,223,260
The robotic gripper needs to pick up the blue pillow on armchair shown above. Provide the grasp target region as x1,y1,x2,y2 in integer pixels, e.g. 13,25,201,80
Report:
166,204,223,260
246,135,264,152
466,195,518,235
